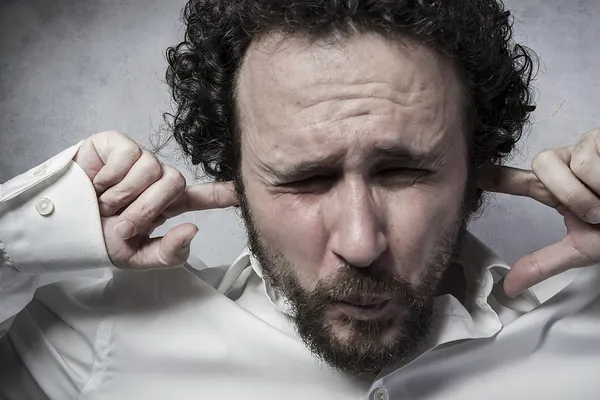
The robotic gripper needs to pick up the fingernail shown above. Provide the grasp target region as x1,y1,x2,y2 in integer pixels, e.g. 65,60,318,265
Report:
584,207,600,224
181,236,195,249
503,277,524,299
114,220,135,239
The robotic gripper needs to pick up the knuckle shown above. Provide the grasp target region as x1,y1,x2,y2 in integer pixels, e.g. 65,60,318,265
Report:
136,201,155,222
99,190,130,209
122,204,154,233
583,129,600,141
97,130,121,138
100,130,135,147
162,166,186,191
110,133,141,156
569,153,593,177
105,130,131,141
140,152,163,180
561,188,592,215
126,143,143,160
531,149,554,172
175,174,186,191
592,130,600,151
527,253,547,281
157,247,177,268
562,189,578,208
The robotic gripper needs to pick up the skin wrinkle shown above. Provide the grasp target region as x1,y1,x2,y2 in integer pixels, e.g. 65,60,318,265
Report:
263,140,449,187
290,83,428,120
249,115,455,178
242,33,454,129
294,103,409,131
239,82,460,187
231,31,473,375
240,35,467,278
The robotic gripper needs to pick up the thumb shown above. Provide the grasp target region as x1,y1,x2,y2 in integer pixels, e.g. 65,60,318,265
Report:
128,223,199,269
503,236,588,297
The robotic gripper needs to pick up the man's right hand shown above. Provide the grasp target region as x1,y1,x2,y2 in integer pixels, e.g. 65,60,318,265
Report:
73,131,238,270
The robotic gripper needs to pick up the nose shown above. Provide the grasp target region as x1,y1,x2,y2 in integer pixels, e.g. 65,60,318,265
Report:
328,181,388,268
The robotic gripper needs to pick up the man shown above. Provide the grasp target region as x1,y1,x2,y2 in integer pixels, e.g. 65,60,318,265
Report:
1,0,600,399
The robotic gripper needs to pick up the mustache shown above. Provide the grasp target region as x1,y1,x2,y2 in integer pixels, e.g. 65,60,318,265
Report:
311,266,430,304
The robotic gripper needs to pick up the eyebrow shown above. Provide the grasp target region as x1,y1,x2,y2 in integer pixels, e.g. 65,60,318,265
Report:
264,153,345,182
265,143,444,182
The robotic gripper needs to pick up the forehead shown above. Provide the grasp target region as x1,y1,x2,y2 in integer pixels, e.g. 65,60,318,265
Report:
236,32,466,169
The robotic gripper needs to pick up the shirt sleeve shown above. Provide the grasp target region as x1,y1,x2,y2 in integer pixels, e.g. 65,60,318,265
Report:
0,142,113,337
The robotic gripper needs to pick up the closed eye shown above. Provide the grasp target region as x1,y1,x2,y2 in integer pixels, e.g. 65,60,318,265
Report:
377,167,428,177
279,175,336,193
376,167,430,185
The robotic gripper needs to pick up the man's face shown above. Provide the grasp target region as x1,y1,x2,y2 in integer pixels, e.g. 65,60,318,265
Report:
235,32,471,375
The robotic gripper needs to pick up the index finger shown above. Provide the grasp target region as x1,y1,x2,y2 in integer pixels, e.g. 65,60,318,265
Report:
164,182,239,217
476,165,559,208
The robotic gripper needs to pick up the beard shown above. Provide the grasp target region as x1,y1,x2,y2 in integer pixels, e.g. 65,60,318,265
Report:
234,178,475,377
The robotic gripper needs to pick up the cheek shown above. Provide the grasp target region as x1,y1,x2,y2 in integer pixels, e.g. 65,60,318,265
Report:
385,180,466,281
244,184,329,285
387,193,457,266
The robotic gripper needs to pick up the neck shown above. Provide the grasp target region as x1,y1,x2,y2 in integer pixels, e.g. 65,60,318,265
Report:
434,262,466,303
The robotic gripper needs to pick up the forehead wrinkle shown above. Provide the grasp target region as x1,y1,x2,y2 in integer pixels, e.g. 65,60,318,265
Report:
288,84,436,130
239,64,460,144
239,32,458,126
274,57,451,131
249,107,459,180
237,32,467,183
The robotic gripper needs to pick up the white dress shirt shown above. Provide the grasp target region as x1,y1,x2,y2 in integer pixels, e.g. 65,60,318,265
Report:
1,144,599,400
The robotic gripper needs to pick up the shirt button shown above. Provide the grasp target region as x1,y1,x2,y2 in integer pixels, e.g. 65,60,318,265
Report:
33,163,48,176
36,198,54,216
373,387,389,400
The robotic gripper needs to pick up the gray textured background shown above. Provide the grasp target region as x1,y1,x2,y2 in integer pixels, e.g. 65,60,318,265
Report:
1,0,599,268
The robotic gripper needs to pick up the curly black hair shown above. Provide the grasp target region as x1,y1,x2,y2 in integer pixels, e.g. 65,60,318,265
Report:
164,0,537,185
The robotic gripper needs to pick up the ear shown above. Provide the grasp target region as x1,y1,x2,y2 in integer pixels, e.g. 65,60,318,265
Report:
464,165,488,216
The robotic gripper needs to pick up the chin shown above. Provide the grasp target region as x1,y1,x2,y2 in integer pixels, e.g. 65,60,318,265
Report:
329,316,400,346
298,299,434,376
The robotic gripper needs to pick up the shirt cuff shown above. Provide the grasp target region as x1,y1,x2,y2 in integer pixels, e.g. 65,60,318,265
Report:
0,142,113,274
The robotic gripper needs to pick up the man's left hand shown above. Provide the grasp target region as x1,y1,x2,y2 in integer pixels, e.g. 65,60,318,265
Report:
477,129,600,297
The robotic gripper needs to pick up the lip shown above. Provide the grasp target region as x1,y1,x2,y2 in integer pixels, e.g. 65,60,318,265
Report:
341,296,391,307
333,298,393,321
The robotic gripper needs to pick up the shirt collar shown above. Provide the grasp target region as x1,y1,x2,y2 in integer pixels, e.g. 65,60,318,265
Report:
217,231,541,388
218,231,538,348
